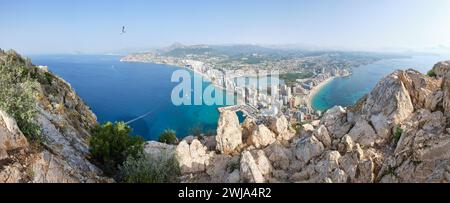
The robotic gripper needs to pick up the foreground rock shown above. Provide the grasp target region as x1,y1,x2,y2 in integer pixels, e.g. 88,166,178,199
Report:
216,110,242,155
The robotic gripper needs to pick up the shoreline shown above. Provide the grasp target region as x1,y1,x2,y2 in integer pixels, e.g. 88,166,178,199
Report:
306,76,336,111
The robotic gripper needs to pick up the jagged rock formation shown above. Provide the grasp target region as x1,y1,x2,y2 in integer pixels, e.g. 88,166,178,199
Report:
215,110,242,155
159,60,450,183
0,50,110,183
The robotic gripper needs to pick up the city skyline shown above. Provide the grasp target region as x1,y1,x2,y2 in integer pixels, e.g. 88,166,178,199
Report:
2,0,450,54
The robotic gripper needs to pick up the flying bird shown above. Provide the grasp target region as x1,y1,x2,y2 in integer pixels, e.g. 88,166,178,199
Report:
121,26,126,34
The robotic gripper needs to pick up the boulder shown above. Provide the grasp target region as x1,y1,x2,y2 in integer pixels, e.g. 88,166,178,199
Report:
314,151,341,176
361,71,414,126
444,72,450,117
313,125,332,148
216,111,242,154
339,134,354,153
247,124,276,148
348,120,378,147
241,117,257,141
294,135,324,164
264,142,292,170
176,139,211,174
269,115,288,135
431,60,450,77
144,141,175,157
424,90,443,111
320,106,352,139
398,69,441,109
0,110,29,159
251,150,273,177
240,151,265,183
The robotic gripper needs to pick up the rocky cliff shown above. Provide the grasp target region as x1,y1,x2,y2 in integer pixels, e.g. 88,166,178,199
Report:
0,50,110,183
156,60,450,183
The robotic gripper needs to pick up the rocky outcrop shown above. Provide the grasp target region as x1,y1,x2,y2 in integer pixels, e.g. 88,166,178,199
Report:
240,151,265,183
432,61,450,77
176,139,212,174
216,110,242,155
0,51,110,183
247,124,276,149
269,115,295,141
173,60,450,183
443,72,450,117
0,110,28,160
320,106,352,139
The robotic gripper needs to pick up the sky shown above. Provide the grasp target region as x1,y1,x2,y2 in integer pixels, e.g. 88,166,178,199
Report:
1,0,450,54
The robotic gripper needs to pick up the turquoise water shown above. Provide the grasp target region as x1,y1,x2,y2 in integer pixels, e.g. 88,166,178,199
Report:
29,55,242,140
312,54,450,112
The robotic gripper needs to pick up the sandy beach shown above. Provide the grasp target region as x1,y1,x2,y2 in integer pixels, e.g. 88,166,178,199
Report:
306,76,336,110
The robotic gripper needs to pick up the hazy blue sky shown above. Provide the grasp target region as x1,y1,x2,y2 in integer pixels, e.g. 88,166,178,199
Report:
1,0,450,54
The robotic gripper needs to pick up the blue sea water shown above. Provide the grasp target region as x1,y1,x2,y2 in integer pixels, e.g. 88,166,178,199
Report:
312,54,450,112
29,55,241,140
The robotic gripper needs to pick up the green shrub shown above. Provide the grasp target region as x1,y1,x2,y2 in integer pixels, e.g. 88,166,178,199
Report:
291,123,303,133
158,129,178,144
118,151,181,183
427,70,436,77
89,122,145,175
393,126,403,143
0,51,42,142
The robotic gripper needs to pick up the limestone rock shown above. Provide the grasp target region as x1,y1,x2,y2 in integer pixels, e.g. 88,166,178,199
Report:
294,135,324,164
241,117,257,141
424,90,443,111
216,111,242,155
339,134,354,153
302,124,314,132
361,71,414,129
269,115,288,135
247,124,276,148
144,141,175,157
264,142,292,170
398,69,441,109
444,72,450,117
314,151,341,177
313,125,331,148
176,139,211,174
320,106,352,139
0,110,28,159
431,60,450,77
348,120,378,147
240,151,265,183
251,150,272,177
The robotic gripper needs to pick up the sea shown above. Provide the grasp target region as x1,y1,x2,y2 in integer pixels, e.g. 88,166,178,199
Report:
29,54,243,140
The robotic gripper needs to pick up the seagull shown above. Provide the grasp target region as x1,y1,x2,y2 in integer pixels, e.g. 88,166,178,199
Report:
121,26,126,34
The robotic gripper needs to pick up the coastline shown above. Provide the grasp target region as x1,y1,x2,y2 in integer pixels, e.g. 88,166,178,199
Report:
306,76,336,111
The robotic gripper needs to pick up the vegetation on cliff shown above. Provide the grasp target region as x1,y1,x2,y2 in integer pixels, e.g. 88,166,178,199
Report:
158,129,178,144
89,122,145,175
119,152,180,183
0,50,45,142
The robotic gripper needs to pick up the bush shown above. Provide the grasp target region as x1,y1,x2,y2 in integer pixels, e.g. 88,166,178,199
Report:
89,122,144,175
119,151,181,183
158,129,178,144
393,126,403,143
0,51,42,142
427,70,436,77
